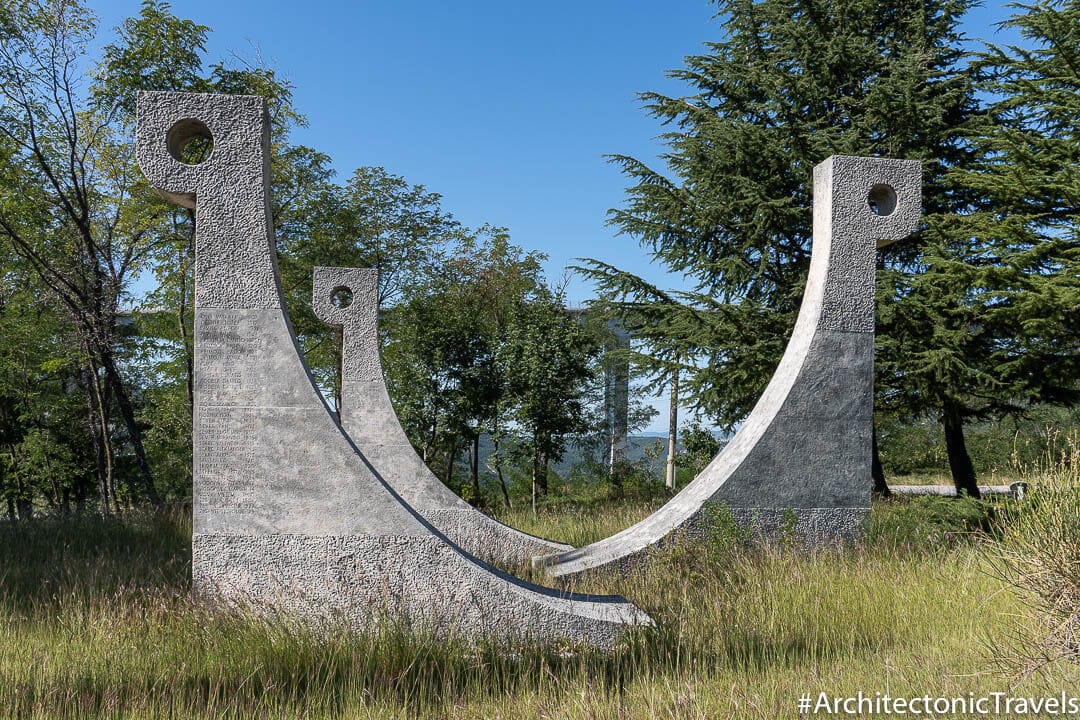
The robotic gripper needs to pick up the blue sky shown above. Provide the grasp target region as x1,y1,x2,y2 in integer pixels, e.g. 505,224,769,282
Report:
91,0,1020,431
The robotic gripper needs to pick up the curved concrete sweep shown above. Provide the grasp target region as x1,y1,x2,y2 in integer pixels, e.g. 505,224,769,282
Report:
539,156,922,579
136,91,648,644
311,266,571,563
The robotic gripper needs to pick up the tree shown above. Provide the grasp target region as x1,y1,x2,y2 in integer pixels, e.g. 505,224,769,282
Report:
579,0,987,494
0,0,166,508
876,0,1080,496
280,165,462,409
500,287,597,512
962,0,1080,411
0,0,329,513
0,266,93,518
677,421,722,477
382,228,547,504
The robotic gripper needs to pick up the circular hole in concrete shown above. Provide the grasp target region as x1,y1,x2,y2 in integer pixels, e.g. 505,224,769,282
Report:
166,118,213,165
330,286,353,309
867,183,897,216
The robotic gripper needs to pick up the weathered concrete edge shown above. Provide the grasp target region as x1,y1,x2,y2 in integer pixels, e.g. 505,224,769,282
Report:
538,156,921,579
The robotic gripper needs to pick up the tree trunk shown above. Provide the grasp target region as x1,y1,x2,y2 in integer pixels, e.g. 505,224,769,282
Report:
422,421,438,464
470,432,481,503
43,441,60,512
943,400,979,499
492,434,512,510
75,476,87,514
12,455,31,520
1,456,15,521
83,361,112,517
102,378,121,515
871,422,890,497
531,449,541,516
666,360,679,489
445,437,458,489
333,328,344,419
16,493,32,521
606,329,630,488
102,355,161,508
535,443,549,496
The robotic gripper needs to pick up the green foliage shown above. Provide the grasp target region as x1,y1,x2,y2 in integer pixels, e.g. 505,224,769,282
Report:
283,165,464,402
581,0,980,434
94,0,210,116
677,421,723,475
954,0,1080,408
581,0,1078,495
0,272,94,518
875,0,1080,490
381,228,549,491
2,0,1075,519
499,285,598,501
879,407,1080,477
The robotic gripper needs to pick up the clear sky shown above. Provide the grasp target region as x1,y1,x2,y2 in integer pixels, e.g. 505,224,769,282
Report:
91,0,1019,432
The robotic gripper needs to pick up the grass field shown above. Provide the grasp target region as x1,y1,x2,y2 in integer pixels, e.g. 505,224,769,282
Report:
2,485,1078,719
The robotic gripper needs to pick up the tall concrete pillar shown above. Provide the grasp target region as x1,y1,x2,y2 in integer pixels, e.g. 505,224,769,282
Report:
604,321,630,479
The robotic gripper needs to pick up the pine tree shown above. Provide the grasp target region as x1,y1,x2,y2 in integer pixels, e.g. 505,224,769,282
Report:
580,0,987,492
879,0,1080,495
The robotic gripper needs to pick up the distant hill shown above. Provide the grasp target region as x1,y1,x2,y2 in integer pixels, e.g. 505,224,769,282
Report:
469,433,726,483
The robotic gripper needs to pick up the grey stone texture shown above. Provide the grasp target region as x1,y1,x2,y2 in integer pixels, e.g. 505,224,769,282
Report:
311,266,572,563
136,91,648,644
538,155,922,579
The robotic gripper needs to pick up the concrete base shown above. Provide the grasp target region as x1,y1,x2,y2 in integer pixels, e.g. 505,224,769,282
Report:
889,483,1024,498
194,534,640,644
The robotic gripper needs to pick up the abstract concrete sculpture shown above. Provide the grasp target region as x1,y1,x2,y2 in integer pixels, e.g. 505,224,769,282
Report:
136,90,648,644
311,266,571,563
539,155,921,579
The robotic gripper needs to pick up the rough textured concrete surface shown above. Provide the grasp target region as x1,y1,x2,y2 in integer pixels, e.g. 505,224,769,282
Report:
311,266,571,563
136,91,648,644
538,155,922,579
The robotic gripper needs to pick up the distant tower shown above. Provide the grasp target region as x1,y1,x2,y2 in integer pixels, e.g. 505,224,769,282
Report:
604,320,631,480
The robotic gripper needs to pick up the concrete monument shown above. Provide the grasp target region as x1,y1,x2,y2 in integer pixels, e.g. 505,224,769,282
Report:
136,90,648,644
311,266,571,564
538,155,921,579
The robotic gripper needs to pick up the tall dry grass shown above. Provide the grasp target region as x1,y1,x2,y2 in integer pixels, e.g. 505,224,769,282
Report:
987,430,1080,678
1,485,1078,718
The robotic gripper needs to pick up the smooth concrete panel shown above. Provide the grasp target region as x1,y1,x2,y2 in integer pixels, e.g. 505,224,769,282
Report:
538,156,921,579
137,90,648,644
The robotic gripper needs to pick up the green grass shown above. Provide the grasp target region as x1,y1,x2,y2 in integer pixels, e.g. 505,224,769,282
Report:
2,492,1078,719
